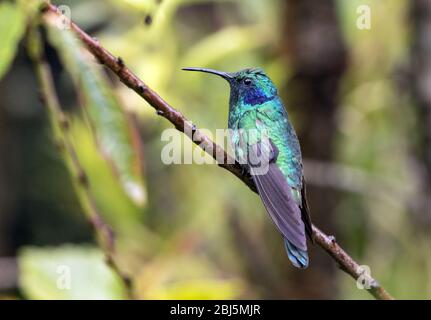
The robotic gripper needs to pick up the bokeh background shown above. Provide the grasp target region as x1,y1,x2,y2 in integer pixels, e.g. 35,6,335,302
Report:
0,0,429,299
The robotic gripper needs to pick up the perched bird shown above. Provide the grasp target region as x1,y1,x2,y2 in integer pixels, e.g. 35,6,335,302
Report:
183,67,313,268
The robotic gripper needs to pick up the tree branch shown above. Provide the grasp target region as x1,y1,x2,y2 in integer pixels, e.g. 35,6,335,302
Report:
28,27,133,299
42,2,394,300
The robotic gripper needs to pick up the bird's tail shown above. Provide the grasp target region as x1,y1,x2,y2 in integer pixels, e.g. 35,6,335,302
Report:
284,238,309,269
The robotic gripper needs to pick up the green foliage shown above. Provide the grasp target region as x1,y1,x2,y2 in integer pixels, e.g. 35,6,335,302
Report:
0,2,26,80
135,253,245,299
19,245,126,299
68,118,143,227
45,20,147,207
3,0,430,300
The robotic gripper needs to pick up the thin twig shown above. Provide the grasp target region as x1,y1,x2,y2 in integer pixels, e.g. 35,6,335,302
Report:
28,29,133,298
42,2,394,300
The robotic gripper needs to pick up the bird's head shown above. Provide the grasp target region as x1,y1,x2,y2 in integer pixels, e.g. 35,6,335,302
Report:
183,67,278,107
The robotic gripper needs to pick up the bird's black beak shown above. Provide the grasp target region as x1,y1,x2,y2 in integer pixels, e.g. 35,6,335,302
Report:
182,67,233,82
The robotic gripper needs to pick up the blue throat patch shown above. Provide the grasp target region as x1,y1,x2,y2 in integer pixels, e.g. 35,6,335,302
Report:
244,87,274,106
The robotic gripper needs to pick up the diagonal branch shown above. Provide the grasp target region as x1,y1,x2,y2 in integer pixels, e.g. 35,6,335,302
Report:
42,2,394,300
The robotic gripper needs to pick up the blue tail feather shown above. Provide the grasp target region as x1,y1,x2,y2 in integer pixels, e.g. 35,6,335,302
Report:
284,239,309,269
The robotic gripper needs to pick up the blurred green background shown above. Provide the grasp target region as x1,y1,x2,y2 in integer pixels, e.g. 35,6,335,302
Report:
0,0,429,299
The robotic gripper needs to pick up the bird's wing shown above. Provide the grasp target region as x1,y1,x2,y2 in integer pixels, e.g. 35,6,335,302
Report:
256,106,313,241
245,139,307,251
300,176,313,241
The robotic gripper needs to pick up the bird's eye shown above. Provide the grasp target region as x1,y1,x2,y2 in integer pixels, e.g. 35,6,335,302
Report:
244,78,252,85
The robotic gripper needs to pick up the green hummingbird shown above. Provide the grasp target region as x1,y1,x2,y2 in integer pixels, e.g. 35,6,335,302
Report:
183,67,313,268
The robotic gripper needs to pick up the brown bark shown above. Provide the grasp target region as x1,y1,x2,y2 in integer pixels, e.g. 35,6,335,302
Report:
281,0,348,299
409,0,431,226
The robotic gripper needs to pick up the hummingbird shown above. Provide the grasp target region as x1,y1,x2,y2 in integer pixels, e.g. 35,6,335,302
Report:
183,67,313,268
